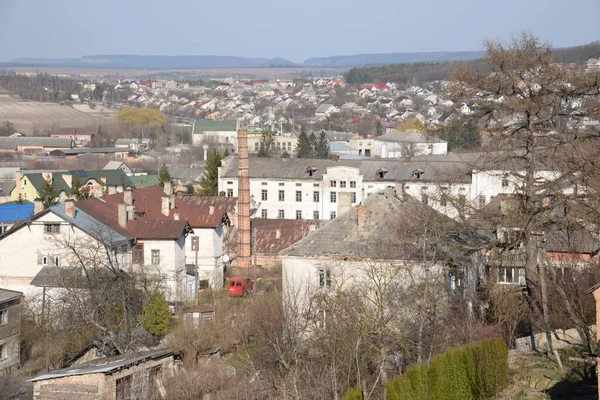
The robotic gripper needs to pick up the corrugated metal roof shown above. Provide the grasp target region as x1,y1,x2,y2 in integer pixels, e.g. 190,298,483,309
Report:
30,349,174,382
0,203,34,223
0,288,23,303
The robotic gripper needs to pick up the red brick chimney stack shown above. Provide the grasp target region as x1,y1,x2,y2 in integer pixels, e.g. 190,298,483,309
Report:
237,129,251,268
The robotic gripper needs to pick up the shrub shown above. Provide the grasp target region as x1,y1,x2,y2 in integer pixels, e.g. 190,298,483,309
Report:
341,386,362,400
138,292,170,336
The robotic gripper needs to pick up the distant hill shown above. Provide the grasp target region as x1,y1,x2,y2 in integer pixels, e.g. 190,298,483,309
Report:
303,51,485,67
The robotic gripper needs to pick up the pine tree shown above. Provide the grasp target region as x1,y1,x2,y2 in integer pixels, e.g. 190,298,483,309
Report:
315,130,332,159
308,132,317,157
138,292,170,336
375,120,383,137
158,164,172,187
295,126,312,158
257,130,275,158
39,177,57,208
198,149,226,196
70,174,91,201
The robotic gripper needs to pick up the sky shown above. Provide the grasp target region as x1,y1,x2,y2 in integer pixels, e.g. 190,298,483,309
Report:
0,0,599,63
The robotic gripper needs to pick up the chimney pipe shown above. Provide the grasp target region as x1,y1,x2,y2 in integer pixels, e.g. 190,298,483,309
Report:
170,194,176,209
124,188,133,206
209,205,215,215
332,154,340,161
174,213,180,220
395,182,405,201
161,197,170,217
357,205,370,229
203,144,209,161
15,171,22,198
126,205,135,220
118,204,127,228
276,229,281,239
64,199,75,218
33,198,44,214
164,180,173,196
237,129,252,268
337,191,352,216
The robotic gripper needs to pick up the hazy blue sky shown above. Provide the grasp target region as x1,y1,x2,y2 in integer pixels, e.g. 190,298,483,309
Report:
0,0,598,62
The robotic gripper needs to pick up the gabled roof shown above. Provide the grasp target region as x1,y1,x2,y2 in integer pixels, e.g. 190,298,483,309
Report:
0,288,23,303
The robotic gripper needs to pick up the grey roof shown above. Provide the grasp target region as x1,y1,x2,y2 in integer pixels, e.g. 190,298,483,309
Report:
169,165,205,182
330,142,358,152
375,131,447,144
315,104,335,113
30,349,174,382
220,155,473,184
56,147,130,155
0,137,72,150
50,204,131,244
103,161,127,170
0,288,23,303
280,189,477,261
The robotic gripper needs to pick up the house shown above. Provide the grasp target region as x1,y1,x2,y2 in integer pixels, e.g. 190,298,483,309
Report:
373,131,448,158
0,202,35,234
50,128,94,147
247,133,298,155
191,119,238,148
315,104,339,118
31,349,177,400
0,289,23,375
0,137,72,154
279,188,478,314
103,161,133,176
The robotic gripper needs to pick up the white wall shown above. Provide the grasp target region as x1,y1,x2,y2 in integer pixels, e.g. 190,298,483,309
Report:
185,226,224,289
374,141,447,158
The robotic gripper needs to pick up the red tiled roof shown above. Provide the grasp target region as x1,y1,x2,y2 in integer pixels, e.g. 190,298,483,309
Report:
76,186,235,240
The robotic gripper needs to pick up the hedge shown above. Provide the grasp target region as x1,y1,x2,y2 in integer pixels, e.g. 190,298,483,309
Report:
343,339,508,400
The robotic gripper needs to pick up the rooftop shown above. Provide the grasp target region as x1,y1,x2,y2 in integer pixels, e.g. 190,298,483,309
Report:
193,119,238,134
0,288,23,303
0,203,34,223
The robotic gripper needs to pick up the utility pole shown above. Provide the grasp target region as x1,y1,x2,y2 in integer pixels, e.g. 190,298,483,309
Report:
191,236,199,305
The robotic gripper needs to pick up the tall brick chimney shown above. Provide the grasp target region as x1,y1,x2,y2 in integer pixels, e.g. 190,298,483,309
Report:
237,129,251,268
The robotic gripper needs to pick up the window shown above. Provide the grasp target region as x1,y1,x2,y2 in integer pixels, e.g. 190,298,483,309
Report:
255,142,259,151
42,256,48,266
295,183,302,187
351,192,357,203
0,309,7,325
116,375,133,400
330,180,337,187
313,183,319,187
428,143,433,150
501,175,509,188
261,182,267,186
152,250,160,265
313,210,319,220
330,211,337,220
440,194,448,207
227,181,233,185
296,191,302,202
498,267,524,284
54,255,60,266
313,191,320,202
340,181,346,188
0,344,5,360
278,182,285,186
318,268,331,288
261,189,268,201
278,190,285,201
330,192,337,203
421,194,428,204
261,209,268,219
296,210,302,220
44,224,60,234
350,181,356,188
227,189,234,197
478,195,486,207
132,244,144,264
278,209,285,219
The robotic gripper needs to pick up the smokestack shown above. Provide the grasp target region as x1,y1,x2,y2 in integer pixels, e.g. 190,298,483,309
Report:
203,144,209,161
118,204,127,228
15,171,22,198
33,198,44,214
163,180,173,196
395,182,405,201
161,197,170,217
337,192,352,216
357,205,370,229
124,188,133,206
64,199,75,218
237,129,251,268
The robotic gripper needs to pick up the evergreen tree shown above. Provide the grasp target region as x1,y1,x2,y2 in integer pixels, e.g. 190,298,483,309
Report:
315,130,332,159
257,130,275,158
198,149,226,196
70,174,91,201
295,126,312,158
39,177,57,208
375,120,383,137
138,292,170,336
437,117,481,151
308,132,318,157
158,164,172,187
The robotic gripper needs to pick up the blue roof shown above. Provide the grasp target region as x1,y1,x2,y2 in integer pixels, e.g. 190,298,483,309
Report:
330,142,357,152
0,203,34,223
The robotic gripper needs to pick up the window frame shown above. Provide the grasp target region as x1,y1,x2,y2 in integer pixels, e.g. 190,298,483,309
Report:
151,249,160,265
296,190,302,202
278,190,285,202
261,189,268,201
0,309,7,325
330,191,337,203
278,209,285,219
261,209,268,219
296,210,302,220
318,268,331,289
132,244,144,264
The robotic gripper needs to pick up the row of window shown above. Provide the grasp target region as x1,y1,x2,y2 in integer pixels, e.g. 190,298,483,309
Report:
261,209,337,220
330,180,356,188
261,190,356,203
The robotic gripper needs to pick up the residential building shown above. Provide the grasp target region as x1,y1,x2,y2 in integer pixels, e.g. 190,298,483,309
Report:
315,104,339,118
0,202,35,234
191,119,238,147
373,131,448,158
31,349,176,400
0,289,23,375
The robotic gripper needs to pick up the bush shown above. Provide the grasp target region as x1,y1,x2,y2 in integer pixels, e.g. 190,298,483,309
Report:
381,339,508,400
138,292,170,336
341,386,362,400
